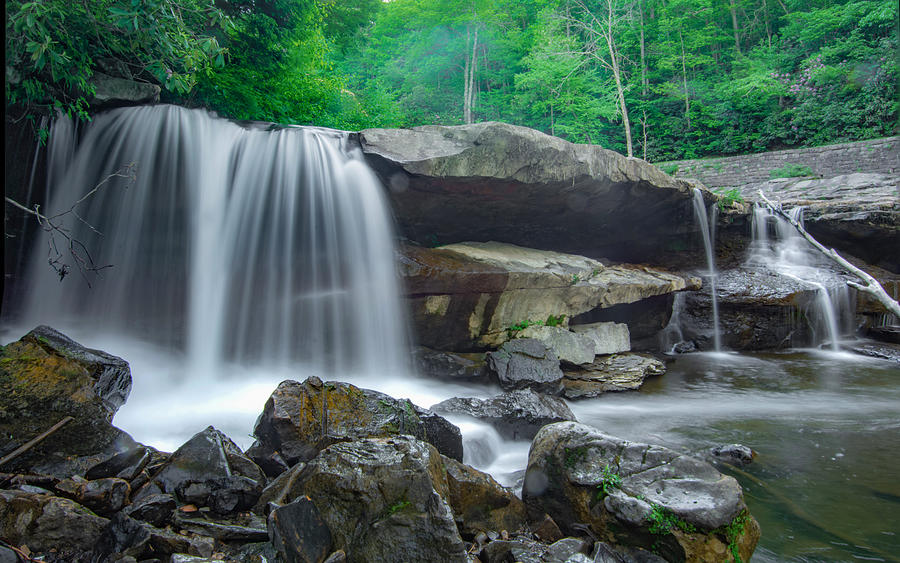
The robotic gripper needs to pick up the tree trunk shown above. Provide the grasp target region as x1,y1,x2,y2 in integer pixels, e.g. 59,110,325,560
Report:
607,1,632,157
639,4,648,159
463,25,479,125
679,27,691,130
730,0,741,55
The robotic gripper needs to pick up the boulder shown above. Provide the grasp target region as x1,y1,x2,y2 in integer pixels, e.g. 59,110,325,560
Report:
277,436,468,563
0,326,136,475
562,354,665,399
268,497,333,563
440,455,528,537
86,446,153,481
122,493,177,527
132,426,264,508
518,326,596,365
89,72,161,108
522,422,759,563
358,122,704,265
710,445,756,467
479,536,589,563
93,512,216,561
431,389,576,440
54,476,130,515
401,242,692,351
412,346,489,382
570,323,631,356
0,489,108,553
487,339,564,395
252,377,463,466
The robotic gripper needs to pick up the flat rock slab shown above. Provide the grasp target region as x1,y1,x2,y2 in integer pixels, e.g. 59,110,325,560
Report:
402,241,690,351
562,354,665,398
358,121,705,264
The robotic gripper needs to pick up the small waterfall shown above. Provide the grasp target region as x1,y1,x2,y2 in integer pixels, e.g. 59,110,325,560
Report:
16,105,410,378
659,293,693,354
692,188,722,351
749,204,850,350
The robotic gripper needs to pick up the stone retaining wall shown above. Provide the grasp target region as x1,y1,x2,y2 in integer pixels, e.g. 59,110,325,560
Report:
657,137,899,188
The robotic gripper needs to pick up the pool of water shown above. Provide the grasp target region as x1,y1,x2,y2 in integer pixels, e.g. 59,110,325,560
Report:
568,349,900,562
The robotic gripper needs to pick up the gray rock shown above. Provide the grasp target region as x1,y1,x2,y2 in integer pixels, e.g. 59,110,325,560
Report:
268,497,332,563
173,513,269,541
122,494,176,528
562,354,665,399
280,436,468,563
0,490,108,552
359,122,702,265
488,339,564,394
132,426,264,505
252,377,463,465
55,477,130,515
440,454,527,537
86,446,152,481
431,389,576,440
710,444,756,467
570,322,631,355
522,422,760,562
412,346,489,381
245,440,290,478
89,72,161,107
518,326,596,365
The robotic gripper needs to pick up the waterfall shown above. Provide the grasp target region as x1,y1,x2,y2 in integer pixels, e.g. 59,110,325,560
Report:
16,105,410,378
749,204,849,350
691,188,722,352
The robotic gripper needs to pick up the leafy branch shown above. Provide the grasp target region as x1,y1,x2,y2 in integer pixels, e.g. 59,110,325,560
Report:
5,163,138,286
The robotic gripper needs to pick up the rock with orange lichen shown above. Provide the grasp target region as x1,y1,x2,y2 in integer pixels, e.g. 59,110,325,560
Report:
0,326,136,476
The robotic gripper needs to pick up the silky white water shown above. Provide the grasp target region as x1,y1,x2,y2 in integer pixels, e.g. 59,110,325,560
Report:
692,188,722,351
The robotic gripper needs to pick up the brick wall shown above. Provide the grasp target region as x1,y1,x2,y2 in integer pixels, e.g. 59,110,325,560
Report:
656,137,899,188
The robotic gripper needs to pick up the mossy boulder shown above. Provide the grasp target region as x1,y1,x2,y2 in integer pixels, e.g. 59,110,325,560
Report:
522,422,760,563
252,377,462,467
0,326,136,475
440,454,527,538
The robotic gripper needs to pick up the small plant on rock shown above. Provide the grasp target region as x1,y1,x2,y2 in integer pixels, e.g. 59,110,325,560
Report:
769,163,815,179
596,464,622,499
647,504,696,535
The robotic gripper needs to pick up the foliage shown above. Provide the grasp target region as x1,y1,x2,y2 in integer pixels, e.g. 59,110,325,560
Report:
596,464,622,499
647,504,696,535
6,0,230,131
723,512,749,563
715,188,744,211
660,164,679,176
545,314,566,327
769,163,816,179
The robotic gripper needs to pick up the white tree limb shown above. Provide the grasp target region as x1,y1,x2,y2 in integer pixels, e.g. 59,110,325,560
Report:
758,190,900,318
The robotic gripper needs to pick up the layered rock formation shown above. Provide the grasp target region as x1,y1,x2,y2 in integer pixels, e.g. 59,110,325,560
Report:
359,122,710,264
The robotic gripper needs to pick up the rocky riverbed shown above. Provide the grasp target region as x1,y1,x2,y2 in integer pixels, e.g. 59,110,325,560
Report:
0,326,759,562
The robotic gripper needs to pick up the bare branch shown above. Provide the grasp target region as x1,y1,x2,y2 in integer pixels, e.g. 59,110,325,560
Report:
758,191,900,318
5,162,137,286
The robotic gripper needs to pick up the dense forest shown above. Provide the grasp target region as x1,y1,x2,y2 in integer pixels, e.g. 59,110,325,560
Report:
6,0,898,160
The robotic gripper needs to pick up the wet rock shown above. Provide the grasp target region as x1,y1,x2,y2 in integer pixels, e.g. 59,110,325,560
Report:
487,339,564,395
867,325,900,344
245,440,290,478
89,72,161,108
276,436,467,562
86,446,152,481
122,494,176,527
400,242,692,351
92,512,151,560
173,513,269,541
253,462,307,515
360,122,703,265
0,490,108,552
268,497,332,563
132,426,264,505
710,444,756,467
479,536,587,563
441,455,527,537
55,476,130,515
562,354,665,399
252,377,463,466
517,326,596,366
0,326,136,475
522,421,760,563
431,389,576,440
323,551,347,563
849,341,900,364
413,406,464,462
570,322,631,356
207,475,264,515
412,346,490,382
530,514,564,543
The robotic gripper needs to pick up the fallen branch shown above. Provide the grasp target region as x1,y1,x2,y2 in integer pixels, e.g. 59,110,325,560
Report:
758,191,900,318
0,416,74,468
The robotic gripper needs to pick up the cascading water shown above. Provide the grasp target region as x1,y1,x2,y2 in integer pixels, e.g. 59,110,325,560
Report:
20,105,408,375
748,204,851,350
691,188,722,351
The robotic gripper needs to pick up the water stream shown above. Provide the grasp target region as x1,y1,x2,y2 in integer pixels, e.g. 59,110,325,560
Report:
692,189,722,351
